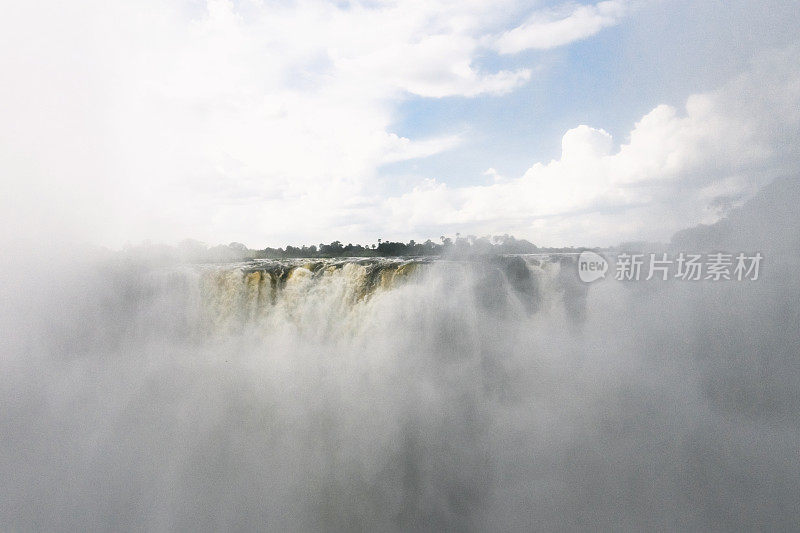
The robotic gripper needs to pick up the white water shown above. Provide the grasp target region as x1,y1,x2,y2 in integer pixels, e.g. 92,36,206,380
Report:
1,250,799,531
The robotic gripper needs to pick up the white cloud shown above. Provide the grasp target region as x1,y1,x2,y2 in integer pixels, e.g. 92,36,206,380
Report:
0,0,561,247
0,0,532,246
1,0,796,250
493,1,627,54
333,33,531,98
382,49,800,246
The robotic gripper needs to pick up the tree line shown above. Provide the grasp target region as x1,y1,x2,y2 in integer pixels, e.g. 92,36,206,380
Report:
121,234,597,264
268,234,539,258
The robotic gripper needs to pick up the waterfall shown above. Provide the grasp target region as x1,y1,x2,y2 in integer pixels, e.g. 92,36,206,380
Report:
1,250,798,531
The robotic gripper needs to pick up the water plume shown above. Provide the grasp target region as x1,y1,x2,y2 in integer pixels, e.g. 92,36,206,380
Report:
1,177,799,531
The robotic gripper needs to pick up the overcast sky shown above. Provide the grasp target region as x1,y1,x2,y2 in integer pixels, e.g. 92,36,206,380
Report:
1,0,798,248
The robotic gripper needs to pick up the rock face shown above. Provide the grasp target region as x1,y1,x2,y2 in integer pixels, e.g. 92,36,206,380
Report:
671,174,800,253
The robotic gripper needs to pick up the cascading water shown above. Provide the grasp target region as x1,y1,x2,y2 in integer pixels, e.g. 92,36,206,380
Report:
192,257,559,339
1,243,799,531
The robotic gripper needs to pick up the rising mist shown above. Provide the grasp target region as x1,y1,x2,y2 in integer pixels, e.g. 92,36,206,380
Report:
1,177,798,531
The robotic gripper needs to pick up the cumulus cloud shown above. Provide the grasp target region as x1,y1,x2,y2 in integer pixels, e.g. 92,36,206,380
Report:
1,0,795,250
382,48,800,245
493,0,628,54
0,0,635,249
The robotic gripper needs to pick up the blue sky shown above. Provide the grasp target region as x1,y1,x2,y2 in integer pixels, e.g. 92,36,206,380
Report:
382,28,635,190
1,0,799,248
384,0,800,194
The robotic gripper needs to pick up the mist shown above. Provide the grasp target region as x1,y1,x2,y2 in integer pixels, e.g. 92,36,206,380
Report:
0,176,798,531
2,1,800,529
